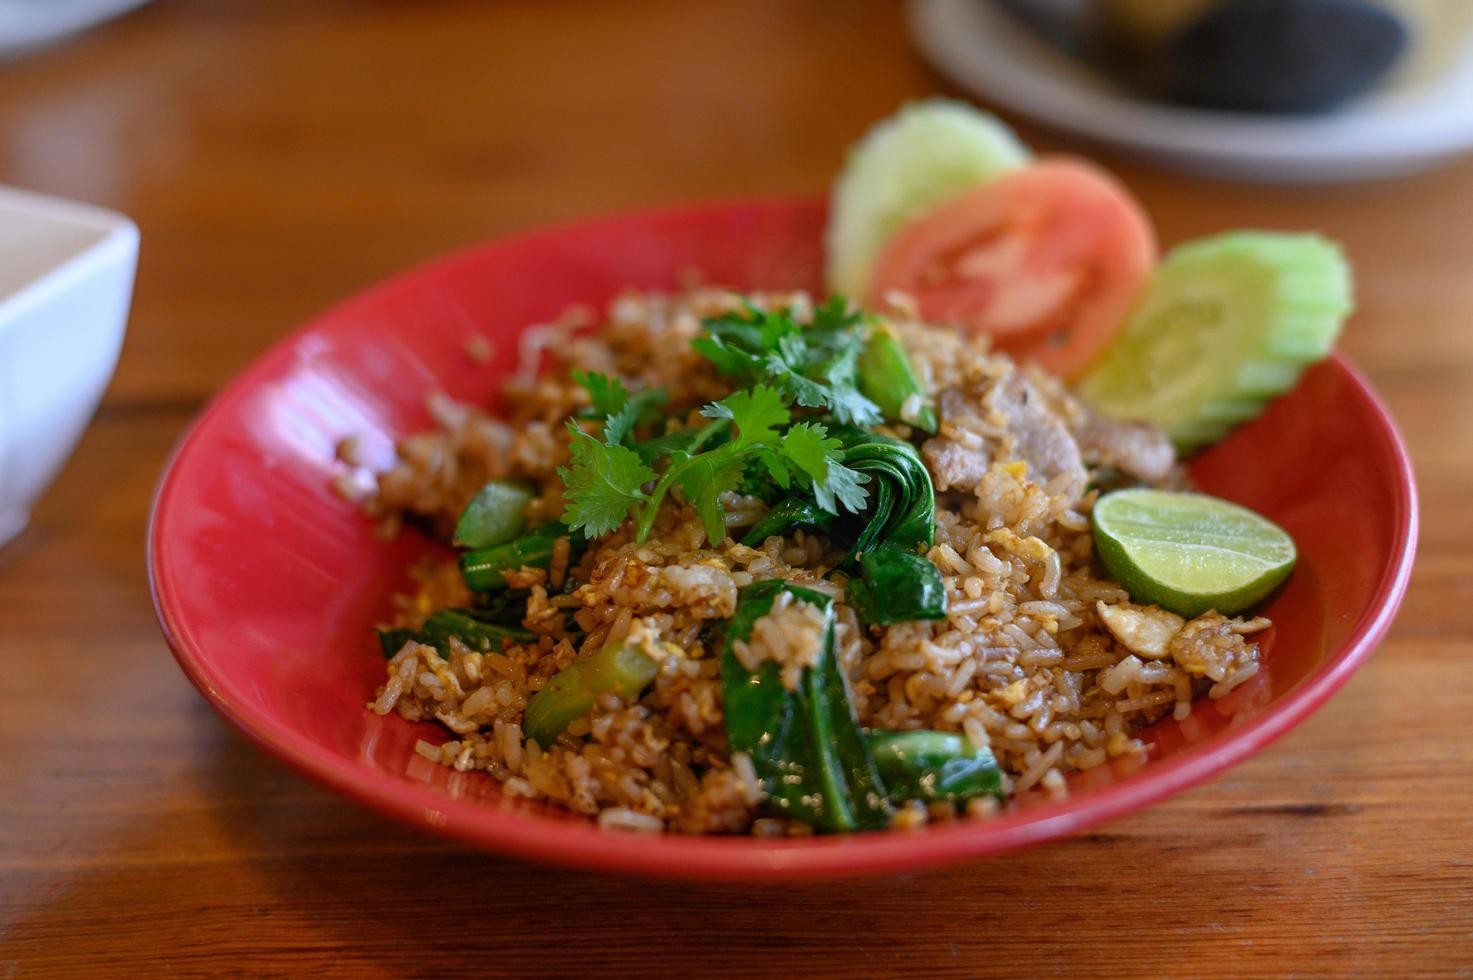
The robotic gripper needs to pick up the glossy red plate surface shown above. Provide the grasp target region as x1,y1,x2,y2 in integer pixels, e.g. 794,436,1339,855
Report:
149,200,1417,880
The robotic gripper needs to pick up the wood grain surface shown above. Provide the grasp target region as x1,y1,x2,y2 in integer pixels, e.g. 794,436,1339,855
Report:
1,1,1469,976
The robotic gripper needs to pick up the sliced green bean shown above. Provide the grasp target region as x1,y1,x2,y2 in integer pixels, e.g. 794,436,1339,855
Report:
420,609,533,652
866,730,1004,803
454,480,534,549
522,643,659,746
858,328,937,433
460,523,570,592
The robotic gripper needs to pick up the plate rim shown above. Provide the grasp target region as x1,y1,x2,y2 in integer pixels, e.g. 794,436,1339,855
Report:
147,197,1420,881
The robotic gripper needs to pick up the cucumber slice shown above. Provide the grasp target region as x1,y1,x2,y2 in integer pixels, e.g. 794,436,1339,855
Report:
1077,231,1353,452
826,99,1030,300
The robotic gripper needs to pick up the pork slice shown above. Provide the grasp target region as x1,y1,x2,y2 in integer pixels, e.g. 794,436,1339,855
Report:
920,376,1087,494
988,375,1086,489
1074,415,1176,484
922,436,992,493
920,389,991,492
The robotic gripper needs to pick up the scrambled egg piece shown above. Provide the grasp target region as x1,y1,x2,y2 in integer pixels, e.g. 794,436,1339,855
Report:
985,527,1054,562
1096,601,1185,659
995,678,1030,707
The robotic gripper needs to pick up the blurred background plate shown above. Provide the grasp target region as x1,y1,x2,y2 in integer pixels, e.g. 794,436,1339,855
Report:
0,0,150,60
908,0,1473,181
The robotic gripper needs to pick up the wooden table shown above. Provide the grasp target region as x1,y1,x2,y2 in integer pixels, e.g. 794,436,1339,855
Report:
2,2,1469,975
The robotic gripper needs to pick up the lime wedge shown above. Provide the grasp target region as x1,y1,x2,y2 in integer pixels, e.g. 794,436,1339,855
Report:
1092,488,1296,618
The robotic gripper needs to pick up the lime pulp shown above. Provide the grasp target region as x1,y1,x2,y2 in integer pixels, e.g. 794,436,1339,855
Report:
1091,488,1296,618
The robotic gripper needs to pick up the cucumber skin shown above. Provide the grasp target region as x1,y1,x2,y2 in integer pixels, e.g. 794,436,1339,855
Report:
1078,231,1353,452
826,99,1030,300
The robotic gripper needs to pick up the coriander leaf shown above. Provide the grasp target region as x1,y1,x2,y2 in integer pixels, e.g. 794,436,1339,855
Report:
825,383,885,428
806,333,883,426
558,424,654,538
814,294,860,326
782,422,871,515
780,422,840,485
602,402,642,447
691,335,762,379
571,369,666,447
633,426,704,465
628,382,869,547
817,458,870,515
603,387,667,447
696,300,881,426
572,370,628,419
701,299,781,352
671,451,746,546
772,331,809,368
734,455,789,499
700,384,790,450
757,306,799,350
751,448,793,490
763,355,833,412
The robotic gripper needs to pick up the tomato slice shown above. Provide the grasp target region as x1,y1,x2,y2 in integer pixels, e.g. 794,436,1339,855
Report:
869,158,1156,378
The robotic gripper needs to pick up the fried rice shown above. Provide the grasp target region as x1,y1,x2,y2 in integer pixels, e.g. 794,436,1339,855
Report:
341,289,1269,835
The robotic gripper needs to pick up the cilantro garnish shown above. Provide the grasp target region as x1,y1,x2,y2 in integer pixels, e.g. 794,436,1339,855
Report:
780,422,870,514
559,381,870,547
571,370,667,447
558,427,654,538
692,297,883,427
698,384,789,449
572,369,630,419
557,301,905,546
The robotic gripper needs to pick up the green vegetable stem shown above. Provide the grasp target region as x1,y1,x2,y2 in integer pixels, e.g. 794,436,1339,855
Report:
522,642,659,746
454,480,534,549
375,608,534,659
857,326,938,433
866,730,1005,803
460,522,579,592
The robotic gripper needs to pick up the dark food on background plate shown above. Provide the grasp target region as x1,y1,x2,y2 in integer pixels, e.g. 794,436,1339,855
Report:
998,0,1409,113
345,102,1351,835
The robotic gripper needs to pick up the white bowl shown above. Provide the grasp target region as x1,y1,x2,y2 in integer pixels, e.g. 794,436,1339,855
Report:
0,0,153,60
0,186,137,545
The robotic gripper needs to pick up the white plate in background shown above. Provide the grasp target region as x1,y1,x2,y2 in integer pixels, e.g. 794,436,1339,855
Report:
0,186,137,545
908,0,1473,182
0,0,151,59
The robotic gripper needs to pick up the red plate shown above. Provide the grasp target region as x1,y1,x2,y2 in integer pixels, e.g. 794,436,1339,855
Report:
148,200,1417,880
